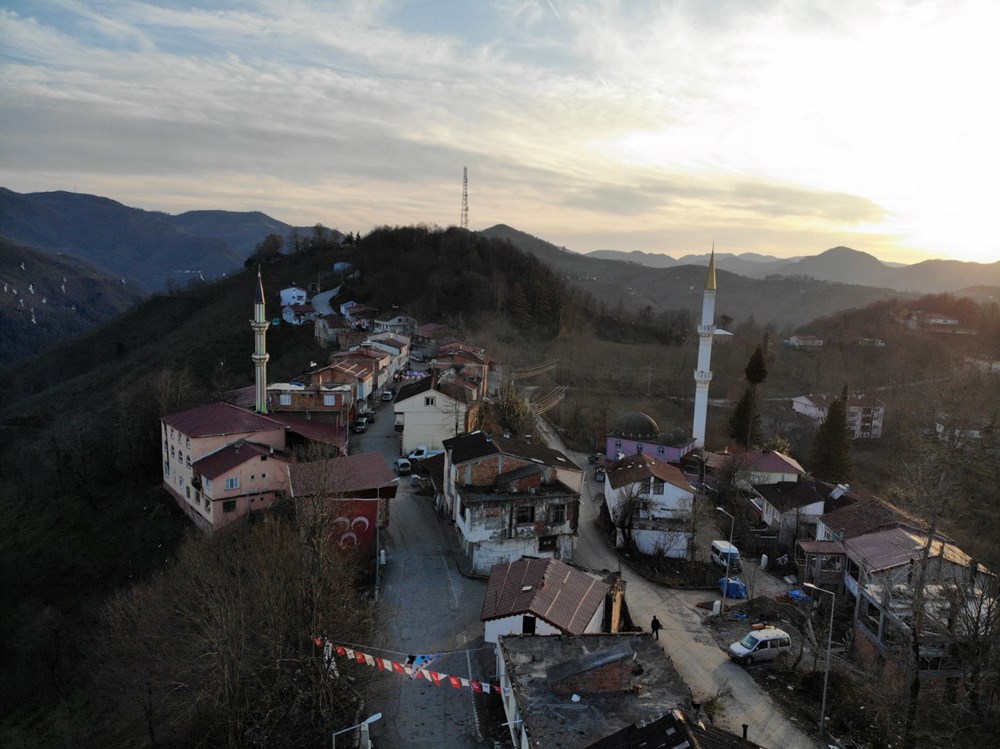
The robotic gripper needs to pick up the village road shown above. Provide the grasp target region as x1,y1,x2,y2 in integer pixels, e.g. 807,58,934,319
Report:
353,401,488,748
537,420,818,749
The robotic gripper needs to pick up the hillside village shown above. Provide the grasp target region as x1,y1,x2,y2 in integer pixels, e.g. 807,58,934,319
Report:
151,252,999,749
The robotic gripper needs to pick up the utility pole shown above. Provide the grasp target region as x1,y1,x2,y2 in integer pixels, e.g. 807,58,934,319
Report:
460,167,469,229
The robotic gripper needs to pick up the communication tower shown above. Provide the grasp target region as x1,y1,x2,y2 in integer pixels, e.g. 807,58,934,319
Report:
460,167,469,229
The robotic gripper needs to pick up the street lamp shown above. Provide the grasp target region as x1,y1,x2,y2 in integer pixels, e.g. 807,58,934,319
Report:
804,582,835,739
332,712,382,749
716,506,735,614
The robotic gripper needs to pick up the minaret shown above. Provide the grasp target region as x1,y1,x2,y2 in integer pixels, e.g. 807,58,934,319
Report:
692,249,717,448
251,269,270,414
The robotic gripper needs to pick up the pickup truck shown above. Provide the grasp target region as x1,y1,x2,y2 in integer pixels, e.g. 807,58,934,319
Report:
407,445,444,462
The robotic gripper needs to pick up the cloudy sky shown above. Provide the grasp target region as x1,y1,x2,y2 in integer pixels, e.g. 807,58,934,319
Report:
2,0,998,263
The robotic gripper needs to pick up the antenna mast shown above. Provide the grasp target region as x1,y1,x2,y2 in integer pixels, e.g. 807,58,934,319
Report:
460,166,469,229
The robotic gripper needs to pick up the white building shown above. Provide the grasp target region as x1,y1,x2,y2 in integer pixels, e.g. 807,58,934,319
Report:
279,286,307,307
603,453,694,559
792,394,885,439
393,373,477,453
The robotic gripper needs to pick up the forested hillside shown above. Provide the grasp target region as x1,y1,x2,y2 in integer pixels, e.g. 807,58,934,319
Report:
0,236,143,363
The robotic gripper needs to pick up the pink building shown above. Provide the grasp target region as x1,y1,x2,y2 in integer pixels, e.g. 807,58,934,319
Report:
161,402,291,531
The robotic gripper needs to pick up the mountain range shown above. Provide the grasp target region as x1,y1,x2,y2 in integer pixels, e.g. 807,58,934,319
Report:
587,245,999,293
0,188,318,293
481,225,907,328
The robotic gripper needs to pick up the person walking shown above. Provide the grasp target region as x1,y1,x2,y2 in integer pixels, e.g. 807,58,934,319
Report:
651,615,662,640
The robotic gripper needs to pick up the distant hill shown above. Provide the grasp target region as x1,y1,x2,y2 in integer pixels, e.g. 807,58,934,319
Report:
0,236,143,363
0,189,270,292
590,241,1000,294
160,210,332,258
481,225,908,328
587,248,797,277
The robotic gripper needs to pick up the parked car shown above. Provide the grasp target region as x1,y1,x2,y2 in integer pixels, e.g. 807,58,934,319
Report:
593,466,606,482
394,457,412,475
728,627,791,666
588,452,602,464
381,389,395,401
352,416,369,433
710,539,742,573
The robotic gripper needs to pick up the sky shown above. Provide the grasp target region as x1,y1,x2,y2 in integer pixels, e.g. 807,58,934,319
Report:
2,0,999,265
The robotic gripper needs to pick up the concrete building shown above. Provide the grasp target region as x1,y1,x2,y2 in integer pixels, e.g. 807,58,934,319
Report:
443,431,582,575
604,411,695,464
394,373,479,453
792,394,886,439
496,634,689,749
603,453,694,559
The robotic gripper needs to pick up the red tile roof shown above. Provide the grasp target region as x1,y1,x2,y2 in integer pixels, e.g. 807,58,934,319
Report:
606,453,693,493
161,401,286,438
287,452,396,497
192,440,289,480
481,558,609,634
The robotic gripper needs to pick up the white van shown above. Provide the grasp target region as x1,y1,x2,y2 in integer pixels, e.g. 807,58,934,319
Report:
728,627,792,665
710,540,742,573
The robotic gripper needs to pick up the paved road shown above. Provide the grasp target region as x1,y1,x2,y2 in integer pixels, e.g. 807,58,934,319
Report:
352,401,488,748
539,421,818,749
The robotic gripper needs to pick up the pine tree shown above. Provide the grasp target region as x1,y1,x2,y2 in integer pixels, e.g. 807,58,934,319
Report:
745,344,768,385
728,344,768,447
811,386,853,481
728,384,762,447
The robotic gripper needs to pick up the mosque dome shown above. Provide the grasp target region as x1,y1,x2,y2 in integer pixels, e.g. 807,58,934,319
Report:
612,411,659,439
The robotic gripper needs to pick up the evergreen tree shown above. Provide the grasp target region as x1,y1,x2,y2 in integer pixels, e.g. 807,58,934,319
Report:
811,386,853,481
728,383,762,447
728,344,768,447
745,344,768,385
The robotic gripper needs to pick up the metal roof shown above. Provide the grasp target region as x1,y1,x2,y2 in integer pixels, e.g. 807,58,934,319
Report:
481,558,609,634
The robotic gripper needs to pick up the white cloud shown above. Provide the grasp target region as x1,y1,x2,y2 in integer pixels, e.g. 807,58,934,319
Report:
1,0,997,262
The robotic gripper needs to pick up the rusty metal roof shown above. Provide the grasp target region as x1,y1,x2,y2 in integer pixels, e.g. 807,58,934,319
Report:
481,558,609,634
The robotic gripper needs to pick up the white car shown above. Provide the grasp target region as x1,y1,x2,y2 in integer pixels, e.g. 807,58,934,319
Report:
728,627,792,665
394,457,412,475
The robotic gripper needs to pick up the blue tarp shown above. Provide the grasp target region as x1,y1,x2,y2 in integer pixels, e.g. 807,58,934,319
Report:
788,588,812,603
719,577,747,599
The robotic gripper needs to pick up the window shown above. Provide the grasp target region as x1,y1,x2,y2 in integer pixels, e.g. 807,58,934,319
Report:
425,396,436,407
657,447,664,456
225,477,240,490
177,475,183,488
186,437,190,449
185,487,190,499
261,473,267,479
549,504,566,524
164,462,170,476
171,445,175,457
515,505,535,524
185,456,191,468
538,535,557,552
636,443,644,454
223,500,236,513
652,478,665,494
279,394,292,406
203,477,212,490
323,394,337,406
615,440,622,449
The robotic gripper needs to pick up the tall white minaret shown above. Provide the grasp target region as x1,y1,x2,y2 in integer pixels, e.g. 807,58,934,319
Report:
692,249,717,448
251,269,270,414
